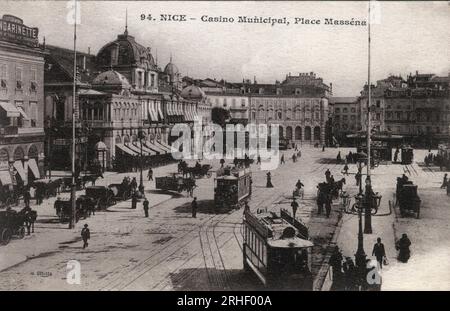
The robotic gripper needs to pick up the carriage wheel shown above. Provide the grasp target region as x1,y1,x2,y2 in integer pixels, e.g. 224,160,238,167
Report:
1,228,12,245
18,226,26,239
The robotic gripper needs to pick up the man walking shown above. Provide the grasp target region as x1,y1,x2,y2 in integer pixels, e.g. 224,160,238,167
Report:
81,224,90,249
372,237,386,269
131,193,138,209
147,168,153,181
192,197,198,218
440,173,448,189
291,198,299,220
280,154,285,165
325,194,332,218
143,198,149,217
343,164,349,176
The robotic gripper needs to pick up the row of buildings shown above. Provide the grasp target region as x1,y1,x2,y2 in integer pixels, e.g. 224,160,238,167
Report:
331,73,450,146
1,14,448,187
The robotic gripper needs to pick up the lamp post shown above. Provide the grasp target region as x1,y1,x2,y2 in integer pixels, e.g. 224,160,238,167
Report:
364,175,373,234
138,128,145,194
354,154,367,287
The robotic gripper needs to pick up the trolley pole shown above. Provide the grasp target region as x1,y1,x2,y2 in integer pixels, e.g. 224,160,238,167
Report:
69,0,78,229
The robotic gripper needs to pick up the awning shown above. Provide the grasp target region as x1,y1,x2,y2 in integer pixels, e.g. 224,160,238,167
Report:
166,102,173,116
17,106,30,120
0,170,12,185
13,161,27,182
132,142,156,156
0,101,20,117
127,143,150,156
155,140,172,153
116,143,138,156
157,101,164,120
145,141,166,154
27,158,41,179
139,142,159,155
149,101,158,122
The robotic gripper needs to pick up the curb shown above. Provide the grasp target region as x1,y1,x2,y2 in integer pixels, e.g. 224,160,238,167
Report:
314,208,344,291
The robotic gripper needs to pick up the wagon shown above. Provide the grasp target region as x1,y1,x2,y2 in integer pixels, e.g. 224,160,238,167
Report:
108,183,132,201
54,198,88,223
85,186,115,209
396,178,421,218
0,210,26,245
155,173,196,195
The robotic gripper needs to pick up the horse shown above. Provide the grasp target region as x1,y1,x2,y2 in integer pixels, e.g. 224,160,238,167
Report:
82,174,99,187
18,208,37,235
331,178,346,198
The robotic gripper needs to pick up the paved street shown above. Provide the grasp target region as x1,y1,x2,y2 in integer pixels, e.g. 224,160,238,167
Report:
0,147,448,290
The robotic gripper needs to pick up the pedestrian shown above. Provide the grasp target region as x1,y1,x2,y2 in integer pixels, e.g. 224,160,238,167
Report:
23,187,31,208
220,158,225,168
130,177,137,192
191,197,198,218
143,197,149,217
147,168,153,181
131,193,138,209
325,194,332,218
372,237,386,269
291,198,299,219
325,169,331,183
295,144,298,151
440,173,448,189
81,224,90,249
336,151,341,163
343,164,349,176
281,154,285,165
394,148,399,163
322,145,325,152
355,171,361,187
256,155,261,165
266,172,274,188
292,154,297,163
396,233,411,263
343,257,357,291
316,193,323,215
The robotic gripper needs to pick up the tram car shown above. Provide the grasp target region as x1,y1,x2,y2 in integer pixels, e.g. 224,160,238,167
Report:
396,177,421,219
214,167,252,209
438,144,450,170
242,208,313,289
401,145,414,165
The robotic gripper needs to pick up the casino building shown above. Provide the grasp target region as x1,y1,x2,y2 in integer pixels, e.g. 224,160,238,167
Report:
0,14,46,188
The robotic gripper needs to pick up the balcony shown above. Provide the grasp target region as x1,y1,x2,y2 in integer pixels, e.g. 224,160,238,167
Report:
0,126,18,136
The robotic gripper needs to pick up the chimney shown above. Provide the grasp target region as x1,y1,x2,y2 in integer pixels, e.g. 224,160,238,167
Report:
416,70,418,76
253,75,256,84
88,47,91,55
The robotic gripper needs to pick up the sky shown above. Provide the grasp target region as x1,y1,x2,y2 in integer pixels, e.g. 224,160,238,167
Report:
2,1,449,96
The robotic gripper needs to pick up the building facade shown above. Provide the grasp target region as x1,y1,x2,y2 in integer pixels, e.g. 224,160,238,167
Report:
0,14,46,187
329,97,360,144
245,72,331,145
359,72,450,146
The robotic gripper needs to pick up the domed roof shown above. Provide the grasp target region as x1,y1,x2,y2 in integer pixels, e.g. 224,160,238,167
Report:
96,31,156,70
92,70,131,89
164,61,179,77
181,85,205,100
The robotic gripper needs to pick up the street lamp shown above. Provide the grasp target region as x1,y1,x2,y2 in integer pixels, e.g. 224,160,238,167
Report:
355,153,367,274
138,128,146,194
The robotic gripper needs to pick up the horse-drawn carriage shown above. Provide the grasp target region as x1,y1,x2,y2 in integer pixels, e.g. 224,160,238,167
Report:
155,173,196,196
396,177,421,218
108,183,133,201
85,186,115,209
214,167,252,209
54,198,89,223
0,209,27,245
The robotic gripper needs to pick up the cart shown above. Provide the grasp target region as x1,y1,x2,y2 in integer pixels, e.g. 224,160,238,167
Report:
0,210,26,245
85,186,115,209
155,173,196,195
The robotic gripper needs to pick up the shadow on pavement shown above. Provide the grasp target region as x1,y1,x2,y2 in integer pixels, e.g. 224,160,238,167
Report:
173,200,230,215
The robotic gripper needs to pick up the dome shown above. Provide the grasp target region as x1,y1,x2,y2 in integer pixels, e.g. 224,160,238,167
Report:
92,70,131,89
96,32,156,70
181,85,205,100
164,61,179,77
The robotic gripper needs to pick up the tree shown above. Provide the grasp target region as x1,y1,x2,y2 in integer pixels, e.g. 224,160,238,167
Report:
211,107,231,128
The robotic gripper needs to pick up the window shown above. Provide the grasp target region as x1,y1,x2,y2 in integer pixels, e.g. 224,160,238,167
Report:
241,99,246,107
335,107,340,113
223,98,227,107
150,74,155,87
30,68,36,82
16,67,22,89
351,108,356,113
350,115,356,121
343,108,348,113
0,64,7,88
396,112,401,120
232,98,236,107
29,101,37,127
376,100,381,108
376,113,380,121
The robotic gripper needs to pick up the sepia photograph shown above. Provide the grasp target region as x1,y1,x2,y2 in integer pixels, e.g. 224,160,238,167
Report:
0,0,449,297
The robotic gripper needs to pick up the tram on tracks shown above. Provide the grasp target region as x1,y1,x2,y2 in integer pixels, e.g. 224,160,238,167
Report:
242,208,313,289
214,167,252,209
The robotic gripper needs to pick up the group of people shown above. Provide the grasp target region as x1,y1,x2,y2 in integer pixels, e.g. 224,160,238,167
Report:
330,235,412,291
424,152,445,170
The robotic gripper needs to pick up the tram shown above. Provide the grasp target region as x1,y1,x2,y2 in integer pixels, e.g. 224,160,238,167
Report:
438,144,450,170
242,208,314,289
214,167,252,209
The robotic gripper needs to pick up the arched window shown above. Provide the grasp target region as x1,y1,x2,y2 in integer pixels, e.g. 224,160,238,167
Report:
14,147,24,161
286,126,293,140
279,126,284,138
313,126,321,141
304,126,311,141
295,126,302,140
28,145,38,159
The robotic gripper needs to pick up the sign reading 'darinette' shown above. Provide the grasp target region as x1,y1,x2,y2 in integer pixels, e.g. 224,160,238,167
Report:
0,15,39,47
